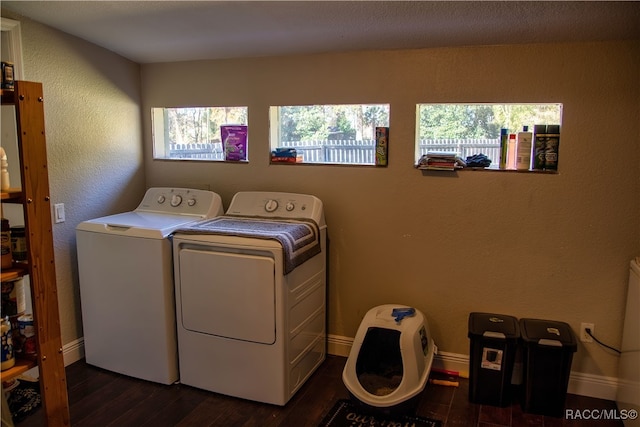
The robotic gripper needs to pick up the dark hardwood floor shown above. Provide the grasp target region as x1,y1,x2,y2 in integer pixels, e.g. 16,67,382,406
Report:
16,355,622,427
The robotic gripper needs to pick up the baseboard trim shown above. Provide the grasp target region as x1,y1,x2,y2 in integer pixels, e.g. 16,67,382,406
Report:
327,334,353,357
568,371,619,401
66,335,618,401
62,337,85,367
327,334,619,401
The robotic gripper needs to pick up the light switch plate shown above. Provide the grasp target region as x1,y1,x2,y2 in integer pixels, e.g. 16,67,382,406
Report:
54,203,65,223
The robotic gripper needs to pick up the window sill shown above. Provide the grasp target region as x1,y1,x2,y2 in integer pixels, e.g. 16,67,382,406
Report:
417,166,558,174
269,160,377,167
153,158,249,164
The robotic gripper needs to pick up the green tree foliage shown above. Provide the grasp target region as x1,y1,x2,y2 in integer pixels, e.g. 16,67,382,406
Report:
164,104,560,146
165,107,247,144
492,104,562,133
279,104,389,142
332,110,356,140
280,106,327,141
419,104,561,139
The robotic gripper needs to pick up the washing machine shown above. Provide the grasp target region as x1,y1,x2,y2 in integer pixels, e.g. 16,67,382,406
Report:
76,187,223,385
172,191,327,405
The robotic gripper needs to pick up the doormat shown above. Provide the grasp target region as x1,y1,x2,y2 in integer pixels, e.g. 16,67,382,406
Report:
7,379,41,423
319,399,442,427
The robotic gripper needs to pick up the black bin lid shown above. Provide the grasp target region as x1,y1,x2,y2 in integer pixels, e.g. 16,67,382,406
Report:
468,312,519,340
519,318,577,351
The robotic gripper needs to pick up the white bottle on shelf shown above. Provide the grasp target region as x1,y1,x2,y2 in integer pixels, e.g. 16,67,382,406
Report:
516,126,533,171
0,147,10,190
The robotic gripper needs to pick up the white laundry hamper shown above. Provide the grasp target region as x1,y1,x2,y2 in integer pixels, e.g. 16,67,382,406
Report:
342,304,436,414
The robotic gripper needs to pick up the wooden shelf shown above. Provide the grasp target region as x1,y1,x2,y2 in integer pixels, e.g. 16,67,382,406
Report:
0,263,28,282
1,88,16,105
1,81,70,425
1,188,23,202
1,357,37,382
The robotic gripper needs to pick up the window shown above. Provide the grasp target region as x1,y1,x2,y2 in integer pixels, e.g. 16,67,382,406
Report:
269,104,390,165
415,103,562,168
152,107,248,160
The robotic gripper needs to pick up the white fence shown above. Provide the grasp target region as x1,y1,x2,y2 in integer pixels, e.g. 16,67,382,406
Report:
281,139,501,164
419,139,501,164
280,140,376,164
169,142,224,160
168,139,501,164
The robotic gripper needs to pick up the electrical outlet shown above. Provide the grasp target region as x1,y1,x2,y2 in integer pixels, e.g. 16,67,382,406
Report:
580,323,594,343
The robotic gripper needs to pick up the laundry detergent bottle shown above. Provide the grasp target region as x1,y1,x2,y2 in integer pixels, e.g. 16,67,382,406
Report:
516,126,533,171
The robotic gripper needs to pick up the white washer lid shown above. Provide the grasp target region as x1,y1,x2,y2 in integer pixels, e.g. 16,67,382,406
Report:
77,211,205,239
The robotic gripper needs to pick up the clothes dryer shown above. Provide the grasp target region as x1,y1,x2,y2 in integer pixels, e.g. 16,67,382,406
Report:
76,188,223,384
172,191,327,405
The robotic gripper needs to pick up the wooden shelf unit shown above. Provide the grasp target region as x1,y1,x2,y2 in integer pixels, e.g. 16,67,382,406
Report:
0,262,29,282
1,357,37,381
1,187,23,201
1,81,71,426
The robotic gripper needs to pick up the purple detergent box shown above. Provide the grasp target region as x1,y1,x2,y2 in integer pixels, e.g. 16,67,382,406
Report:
221,125,248,161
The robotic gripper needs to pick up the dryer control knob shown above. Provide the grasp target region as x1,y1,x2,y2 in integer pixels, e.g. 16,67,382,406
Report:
285,202,295,212
157,195,166,204
265,199,278,212
170,194,183,207
187,198,197,207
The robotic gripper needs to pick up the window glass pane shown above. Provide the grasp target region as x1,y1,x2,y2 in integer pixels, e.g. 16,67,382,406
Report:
270,104,390,165
415,103,562,168
152,107,248,161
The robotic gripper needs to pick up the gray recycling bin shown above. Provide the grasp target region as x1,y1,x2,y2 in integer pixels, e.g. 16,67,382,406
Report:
468,312,520,407
519,318,577,417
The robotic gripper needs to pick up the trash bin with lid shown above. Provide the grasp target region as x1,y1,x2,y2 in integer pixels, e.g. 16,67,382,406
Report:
519,318,577,417
468,312,520,407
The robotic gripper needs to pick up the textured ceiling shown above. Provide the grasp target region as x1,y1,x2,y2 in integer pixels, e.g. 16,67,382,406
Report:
2,1,640,64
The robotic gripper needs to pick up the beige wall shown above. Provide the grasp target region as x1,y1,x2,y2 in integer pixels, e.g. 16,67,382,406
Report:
142,41,640,379
1,11,146,344
4,7,639,382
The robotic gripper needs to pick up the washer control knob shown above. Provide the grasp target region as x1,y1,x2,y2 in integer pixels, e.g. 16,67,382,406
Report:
187,198,197,207
285,202,295,212
265,199,278,212
157,195,166,204
170,194,183,207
